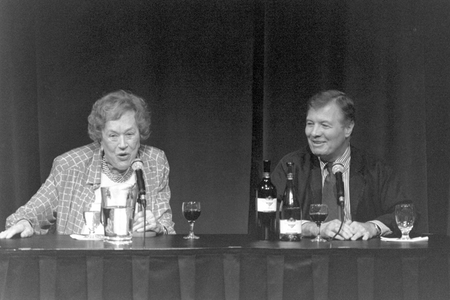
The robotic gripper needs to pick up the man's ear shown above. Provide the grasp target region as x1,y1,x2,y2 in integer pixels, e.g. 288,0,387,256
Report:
345,121,355,138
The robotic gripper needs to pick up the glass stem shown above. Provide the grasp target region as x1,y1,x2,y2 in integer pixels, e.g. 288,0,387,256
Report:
189,221,195,236
401,230,410,240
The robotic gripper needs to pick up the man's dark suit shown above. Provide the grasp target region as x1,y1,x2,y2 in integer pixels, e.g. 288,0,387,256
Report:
271,146,411,234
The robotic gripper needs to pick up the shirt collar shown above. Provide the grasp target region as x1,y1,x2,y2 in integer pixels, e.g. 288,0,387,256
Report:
319,146,351,173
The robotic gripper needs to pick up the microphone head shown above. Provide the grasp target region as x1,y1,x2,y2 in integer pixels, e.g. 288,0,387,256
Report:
131,159,144,171
332,163,345,174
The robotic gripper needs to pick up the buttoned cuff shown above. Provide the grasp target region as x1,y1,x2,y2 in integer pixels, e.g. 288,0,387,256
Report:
369,220,391,237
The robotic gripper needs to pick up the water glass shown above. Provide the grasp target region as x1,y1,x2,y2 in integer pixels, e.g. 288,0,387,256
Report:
83,203,100,239
395,203,415,240
101,184,137,243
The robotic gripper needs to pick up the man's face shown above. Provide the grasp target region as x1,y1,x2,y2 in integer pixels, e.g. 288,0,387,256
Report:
101,110,140,173
305,102,354,162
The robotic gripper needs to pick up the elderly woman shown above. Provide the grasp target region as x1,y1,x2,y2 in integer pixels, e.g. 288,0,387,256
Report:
0,90,175,238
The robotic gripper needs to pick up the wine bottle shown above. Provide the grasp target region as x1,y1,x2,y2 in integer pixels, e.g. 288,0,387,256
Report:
279,162,302,241
255,160,277,240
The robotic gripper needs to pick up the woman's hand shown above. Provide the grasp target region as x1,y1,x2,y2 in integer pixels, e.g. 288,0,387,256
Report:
0,219,34,239
133,210,162,233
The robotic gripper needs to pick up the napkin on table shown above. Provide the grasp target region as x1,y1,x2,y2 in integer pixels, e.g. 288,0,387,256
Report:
380,236,428,242
70,234,103,241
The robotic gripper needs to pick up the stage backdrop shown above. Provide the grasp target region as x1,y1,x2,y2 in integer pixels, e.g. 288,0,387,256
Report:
1,0,449,235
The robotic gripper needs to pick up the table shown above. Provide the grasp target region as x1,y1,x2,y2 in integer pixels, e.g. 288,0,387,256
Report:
0,234,448,300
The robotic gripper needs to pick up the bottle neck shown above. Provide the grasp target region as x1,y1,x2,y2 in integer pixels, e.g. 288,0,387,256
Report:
263,172,270,179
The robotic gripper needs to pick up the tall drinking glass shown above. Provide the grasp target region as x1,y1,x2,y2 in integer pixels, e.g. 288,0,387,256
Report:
309,204,328,242
83,203,100,239
182,201,201,239
395,203,415,240
101,184,137,244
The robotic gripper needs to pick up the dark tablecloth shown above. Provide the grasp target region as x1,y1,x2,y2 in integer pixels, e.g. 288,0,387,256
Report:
0,234,448,300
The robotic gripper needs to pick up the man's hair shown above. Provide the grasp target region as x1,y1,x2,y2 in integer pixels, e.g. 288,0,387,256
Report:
307,90,355,124
87,90,151,143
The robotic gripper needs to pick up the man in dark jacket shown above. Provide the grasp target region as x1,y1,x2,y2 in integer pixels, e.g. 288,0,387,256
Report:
271,90,410,240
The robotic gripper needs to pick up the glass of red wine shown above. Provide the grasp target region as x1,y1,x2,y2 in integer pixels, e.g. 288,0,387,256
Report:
309,204,328,242
182,201,201,239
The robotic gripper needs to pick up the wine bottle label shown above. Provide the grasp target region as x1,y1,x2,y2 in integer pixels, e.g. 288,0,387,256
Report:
256,197,277,212
279,219,302,234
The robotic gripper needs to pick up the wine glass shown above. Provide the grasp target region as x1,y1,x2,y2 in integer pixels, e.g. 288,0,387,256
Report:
309,204,328,242
83,203,100,239
395,203,415,240
182,201,201,239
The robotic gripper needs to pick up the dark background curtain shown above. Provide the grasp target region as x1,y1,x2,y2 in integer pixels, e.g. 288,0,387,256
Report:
1,0,449,235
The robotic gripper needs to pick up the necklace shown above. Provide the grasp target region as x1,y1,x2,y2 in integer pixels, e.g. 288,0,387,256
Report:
101,157,134,183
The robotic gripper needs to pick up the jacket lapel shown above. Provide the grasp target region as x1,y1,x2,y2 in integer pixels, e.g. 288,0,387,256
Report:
349,148,365,219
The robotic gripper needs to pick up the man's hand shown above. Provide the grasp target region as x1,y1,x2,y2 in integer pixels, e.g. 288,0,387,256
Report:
320,219,355,240
304,220,379,240
347,221,378,240
0,220,34,239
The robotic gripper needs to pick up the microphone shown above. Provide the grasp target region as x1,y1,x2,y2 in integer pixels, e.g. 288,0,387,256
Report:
131,159,146,206
332,163,345,206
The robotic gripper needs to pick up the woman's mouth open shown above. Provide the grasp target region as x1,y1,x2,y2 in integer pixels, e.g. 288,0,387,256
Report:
117,153,130,161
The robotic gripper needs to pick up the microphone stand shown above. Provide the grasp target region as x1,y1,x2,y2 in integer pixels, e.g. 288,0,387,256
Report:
333,208,345,240
332,183,345,240
338,196,345,222
132,159,153,241
138,192,147,238
331,164,345,240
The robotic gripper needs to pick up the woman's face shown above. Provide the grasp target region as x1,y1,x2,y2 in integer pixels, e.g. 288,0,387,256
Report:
101,110,140,173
